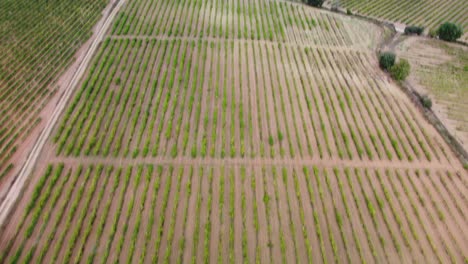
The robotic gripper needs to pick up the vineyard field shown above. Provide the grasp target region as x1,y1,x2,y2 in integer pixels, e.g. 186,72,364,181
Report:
0,0,108,180
0,0,467,263
52,38,455,164
326,0,468,42
111,0,380,47
1,163,467,263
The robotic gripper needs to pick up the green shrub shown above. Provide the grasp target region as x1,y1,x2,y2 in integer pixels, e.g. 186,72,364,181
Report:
437,22,463,42
379,52,396,70
404,26,424,35
420,95,432,109
346,9,352,15
305,0,324,7
429,28,438,38
390,59,410,81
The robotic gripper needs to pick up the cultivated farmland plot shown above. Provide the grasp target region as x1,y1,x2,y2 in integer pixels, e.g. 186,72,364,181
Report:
326,0,468,42
1,163,468,263
0,0,467,263
111,0,380,48
53,37,454,163
0,0,107,180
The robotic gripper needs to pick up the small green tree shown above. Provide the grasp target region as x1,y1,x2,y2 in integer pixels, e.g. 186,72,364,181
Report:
305,0,324,7
379,52,396,70
390,59,410,81
437,22,463,42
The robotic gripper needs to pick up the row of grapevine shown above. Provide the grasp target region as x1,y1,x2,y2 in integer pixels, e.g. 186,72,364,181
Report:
1,163,466,263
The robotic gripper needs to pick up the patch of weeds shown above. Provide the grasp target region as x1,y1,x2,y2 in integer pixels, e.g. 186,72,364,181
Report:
278,131,283,142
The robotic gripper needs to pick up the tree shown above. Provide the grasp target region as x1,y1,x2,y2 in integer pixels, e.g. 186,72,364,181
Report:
437,22,463,42
305,0,324,7
379,52,396,70
390,59,410,81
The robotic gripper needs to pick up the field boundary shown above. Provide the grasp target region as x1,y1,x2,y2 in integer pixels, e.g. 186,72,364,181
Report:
381,33,468,168
398,80,468,167
0,0,126,228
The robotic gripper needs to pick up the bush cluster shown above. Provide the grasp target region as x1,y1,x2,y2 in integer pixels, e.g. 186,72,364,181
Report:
404,26,424,35
390,59,410,81
379,52,410,81
437,22,463,42
420,95,432,109
305,0,324,7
